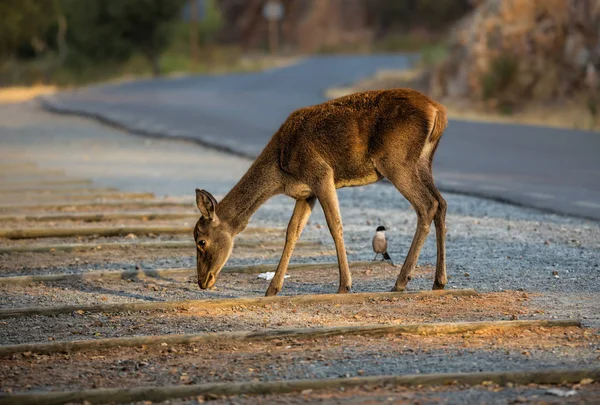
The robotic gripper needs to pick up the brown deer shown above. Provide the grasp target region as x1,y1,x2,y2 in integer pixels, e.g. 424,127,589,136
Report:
194,88,448,296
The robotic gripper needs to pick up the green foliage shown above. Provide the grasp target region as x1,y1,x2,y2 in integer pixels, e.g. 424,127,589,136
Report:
200,0,223,45
481,54,519,100
0,0,59,60
419,43,448,67
169,0,224,54
368,0,473,35
61,0,186,76
587,94,598,115
587,95,598,127
374,35,440,53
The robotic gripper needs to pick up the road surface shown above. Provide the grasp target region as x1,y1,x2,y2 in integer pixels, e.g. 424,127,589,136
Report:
42,55,600,220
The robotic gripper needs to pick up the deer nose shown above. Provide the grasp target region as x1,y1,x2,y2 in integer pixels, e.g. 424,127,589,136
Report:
198,273,214,289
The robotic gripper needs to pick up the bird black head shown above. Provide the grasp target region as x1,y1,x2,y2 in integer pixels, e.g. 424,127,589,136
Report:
376,226,386,232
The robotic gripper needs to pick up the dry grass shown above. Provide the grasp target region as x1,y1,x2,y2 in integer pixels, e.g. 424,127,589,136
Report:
0,85,57,104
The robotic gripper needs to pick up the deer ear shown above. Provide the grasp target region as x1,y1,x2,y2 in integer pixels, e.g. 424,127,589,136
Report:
195,189,218,221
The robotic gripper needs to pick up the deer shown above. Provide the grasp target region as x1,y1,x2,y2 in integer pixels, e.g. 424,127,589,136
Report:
194,88,448,297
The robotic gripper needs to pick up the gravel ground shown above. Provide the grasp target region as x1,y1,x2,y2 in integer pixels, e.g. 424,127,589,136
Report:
1,104,598,295
1,102,599,402
0,243,328,278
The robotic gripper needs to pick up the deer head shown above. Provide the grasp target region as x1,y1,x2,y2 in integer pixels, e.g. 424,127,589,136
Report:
193,188,233,289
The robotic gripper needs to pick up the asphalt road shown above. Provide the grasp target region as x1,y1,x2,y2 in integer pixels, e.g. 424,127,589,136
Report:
42,55,600,220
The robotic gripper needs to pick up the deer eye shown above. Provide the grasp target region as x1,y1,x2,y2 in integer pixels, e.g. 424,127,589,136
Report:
197,240,206,248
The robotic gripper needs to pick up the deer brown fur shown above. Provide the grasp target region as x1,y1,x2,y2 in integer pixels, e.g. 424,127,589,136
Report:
194,88,448,296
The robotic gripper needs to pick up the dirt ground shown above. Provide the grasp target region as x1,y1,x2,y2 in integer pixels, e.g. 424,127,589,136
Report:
1,326,597,393
161,382,600,405
0,288,539,345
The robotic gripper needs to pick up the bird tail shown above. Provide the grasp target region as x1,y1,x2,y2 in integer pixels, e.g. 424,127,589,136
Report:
383,252,392,261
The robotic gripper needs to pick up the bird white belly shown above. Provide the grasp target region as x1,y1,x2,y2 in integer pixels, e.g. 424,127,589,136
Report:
372,231,387,253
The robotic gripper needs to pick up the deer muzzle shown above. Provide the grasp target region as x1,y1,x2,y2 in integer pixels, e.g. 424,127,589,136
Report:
198,272,215,289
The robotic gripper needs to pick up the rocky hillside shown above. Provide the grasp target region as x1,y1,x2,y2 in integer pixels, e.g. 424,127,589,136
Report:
431,0,599,110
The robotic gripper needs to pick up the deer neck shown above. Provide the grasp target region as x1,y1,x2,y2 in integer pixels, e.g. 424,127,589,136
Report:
217,152,281,236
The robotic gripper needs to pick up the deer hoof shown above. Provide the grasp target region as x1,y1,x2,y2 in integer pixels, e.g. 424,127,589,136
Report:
265,287,279,297
432,281,446,290
337,285,351,294
391,284,406,292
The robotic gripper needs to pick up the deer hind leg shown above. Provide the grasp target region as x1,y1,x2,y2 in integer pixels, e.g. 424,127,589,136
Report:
420,167,447,290
265,196,316,297
380,168,438,292
313,173,352,294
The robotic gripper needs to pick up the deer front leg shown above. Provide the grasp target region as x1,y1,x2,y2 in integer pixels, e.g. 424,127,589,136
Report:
314,178,352,294
265,196,316,297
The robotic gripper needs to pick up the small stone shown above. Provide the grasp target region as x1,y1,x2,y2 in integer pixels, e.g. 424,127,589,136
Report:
125,233,137,239
580,378,594,385
204,393,220,400
301,389,313,395
546,388,577,397
464,272,470,277
552,270,559,276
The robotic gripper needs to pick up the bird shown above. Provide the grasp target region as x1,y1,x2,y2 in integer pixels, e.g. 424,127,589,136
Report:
372,225,393,265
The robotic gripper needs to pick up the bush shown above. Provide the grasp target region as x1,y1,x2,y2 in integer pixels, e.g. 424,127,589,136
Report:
480,54,519,100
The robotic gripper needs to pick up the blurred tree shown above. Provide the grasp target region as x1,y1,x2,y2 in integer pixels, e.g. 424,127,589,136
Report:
199,0,223,46
189,0,200,69
0,0,59,61
366,0,473,38
62,0,186,76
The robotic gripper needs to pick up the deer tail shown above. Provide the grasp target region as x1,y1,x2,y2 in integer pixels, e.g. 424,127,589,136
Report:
429,104,448,146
